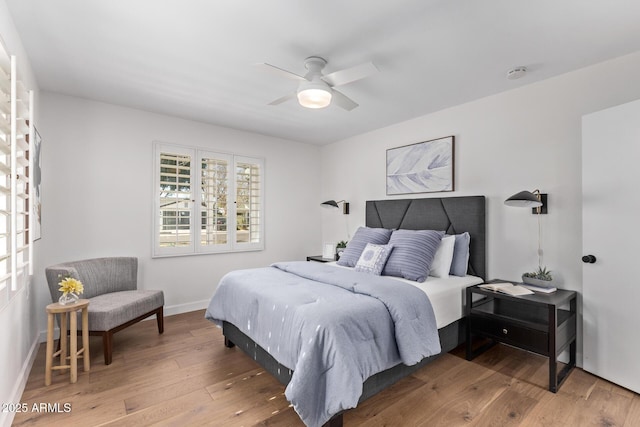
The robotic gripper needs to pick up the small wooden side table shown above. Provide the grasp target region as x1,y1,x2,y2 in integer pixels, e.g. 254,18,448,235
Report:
45,299,90,386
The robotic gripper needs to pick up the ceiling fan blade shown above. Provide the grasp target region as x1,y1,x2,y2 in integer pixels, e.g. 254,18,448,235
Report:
331,89,358,111
323,61,378,87
268,93,297,106
256,63,306,81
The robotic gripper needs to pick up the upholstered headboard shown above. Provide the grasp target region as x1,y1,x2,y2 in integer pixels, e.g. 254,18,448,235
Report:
365,196,486,280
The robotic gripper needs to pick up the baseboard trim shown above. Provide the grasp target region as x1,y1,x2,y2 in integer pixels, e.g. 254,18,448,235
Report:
1,331,40,427
163,299,210,317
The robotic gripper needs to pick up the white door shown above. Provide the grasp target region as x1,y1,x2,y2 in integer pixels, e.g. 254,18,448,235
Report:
582,98,640,393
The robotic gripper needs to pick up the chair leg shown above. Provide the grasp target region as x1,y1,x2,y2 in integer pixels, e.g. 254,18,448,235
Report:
156,307,164,334
96,307,164,365
103,331,113,365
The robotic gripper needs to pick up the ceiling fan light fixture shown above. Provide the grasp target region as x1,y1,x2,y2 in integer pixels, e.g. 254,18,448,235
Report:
297,84,332,109
262,56,377,111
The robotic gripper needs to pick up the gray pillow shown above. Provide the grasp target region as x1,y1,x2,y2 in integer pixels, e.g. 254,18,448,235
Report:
382,229,445,282
449,232,470,277
336,227,392,267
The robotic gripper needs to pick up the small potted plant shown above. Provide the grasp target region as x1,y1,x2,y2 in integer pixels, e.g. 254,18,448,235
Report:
336,240,348,260
522,266,554,288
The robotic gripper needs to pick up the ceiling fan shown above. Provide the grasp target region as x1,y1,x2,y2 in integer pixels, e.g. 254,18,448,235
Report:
258,56,378,111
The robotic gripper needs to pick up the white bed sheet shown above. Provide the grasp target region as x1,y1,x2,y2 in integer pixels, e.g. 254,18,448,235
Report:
394,274,483,328
326,262,483,329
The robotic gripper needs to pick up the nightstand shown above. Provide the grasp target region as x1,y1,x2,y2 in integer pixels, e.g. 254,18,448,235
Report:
306,255,335,263
466,282,577,392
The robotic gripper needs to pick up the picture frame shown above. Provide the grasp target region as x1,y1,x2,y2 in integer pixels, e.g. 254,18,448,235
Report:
386,135,454,195
323,243,336,260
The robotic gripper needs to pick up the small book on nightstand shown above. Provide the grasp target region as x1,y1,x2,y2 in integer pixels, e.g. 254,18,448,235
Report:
478,282,534,296
520,283,557,293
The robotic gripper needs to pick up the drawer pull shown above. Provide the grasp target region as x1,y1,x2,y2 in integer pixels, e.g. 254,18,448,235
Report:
502,328,508,335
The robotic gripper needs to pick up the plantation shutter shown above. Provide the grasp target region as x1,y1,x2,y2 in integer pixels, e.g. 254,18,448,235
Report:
155,145,195,256
235,156,263,249
0,42,34,308
0,48,10,301
197,151,232,251
153,143,264,257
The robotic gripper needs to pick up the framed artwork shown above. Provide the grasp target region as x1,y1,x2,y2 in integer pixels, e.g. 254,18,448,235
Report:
32,128,42,240
386,135,454,195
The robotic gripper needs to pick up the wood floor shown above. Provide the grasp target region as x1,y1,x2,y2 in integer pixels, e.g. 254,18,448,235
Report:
13,309,640,427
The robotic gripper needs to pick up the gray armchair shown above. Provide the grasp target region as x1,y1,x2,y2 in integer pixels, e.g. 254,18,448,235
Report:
45,257,164,365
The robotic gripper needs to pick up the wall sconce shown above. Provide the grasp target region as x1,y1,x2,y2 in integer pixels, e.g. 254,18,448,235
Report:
321,199,349,215
504,189,548,269
504,189,547,214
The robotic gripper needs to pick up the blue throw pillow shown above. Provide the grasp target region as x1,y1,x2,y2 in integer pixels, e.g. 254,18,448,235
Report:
449,232,470,277
382,229,445,282
336,227,392,267
355,243,394,275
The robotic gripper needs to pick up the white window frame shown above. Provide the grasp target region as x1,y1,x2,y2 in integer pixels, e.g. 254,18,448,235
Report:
152,142,265,257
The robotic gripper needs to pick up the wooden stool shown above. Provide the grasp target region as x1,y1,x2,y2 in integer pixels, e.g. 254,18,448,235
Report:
45,299,90,386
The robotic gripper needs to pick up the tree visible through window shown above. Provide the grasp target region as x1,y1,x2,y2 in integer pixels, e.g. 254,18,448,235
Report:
235,160,261,244
200,156,228,246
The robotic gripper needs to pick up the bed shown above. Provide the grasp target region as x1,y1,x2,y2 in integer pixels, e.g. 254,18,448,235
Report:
206,196,486,427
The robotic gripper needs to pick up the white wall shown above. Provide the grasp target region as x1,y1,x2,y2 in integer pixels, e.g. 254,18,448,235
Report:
0,1,40,425
321,50,640,365
4,2,640,414
33,92,322,331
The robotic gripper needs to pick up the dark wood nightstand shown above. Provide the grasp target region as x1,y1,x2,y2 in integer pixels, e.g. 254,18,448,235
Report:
466,281,577,393
306,255,335,263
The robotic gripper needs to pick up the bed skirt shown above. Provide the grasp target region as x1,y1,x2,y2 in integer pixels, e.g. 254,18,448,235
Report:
222,316,466,405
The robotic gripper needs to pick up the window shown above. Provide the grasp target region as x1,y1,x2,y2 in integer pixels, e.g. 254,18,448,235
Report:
235,157,262,245
153,142,264,257
0,44,34,309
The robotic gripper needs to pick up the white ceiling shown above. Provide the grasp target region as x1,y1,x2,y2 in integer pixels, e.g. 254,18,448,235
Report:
6,0,640,145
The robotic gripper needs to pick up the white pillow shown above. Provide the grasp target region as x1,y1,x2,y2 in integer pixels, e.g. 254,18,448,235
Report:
429,235,456,278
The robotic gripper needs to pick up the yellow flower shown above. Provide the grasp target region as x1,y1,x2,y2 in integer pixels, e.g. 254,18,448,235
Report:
58,277,84,295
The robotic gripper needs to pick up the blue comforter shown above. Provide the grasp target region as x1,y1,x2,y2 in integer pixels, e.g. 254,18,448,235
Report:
205,261,441,427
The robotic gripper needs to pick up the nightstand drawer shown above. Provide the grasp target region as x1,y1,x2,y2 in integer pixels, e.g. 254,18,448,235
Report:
470,314,549,355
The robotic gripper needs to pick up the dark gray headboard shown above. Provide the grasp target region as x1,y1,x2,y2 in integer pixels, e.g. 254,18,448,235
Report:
365,196,486,280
